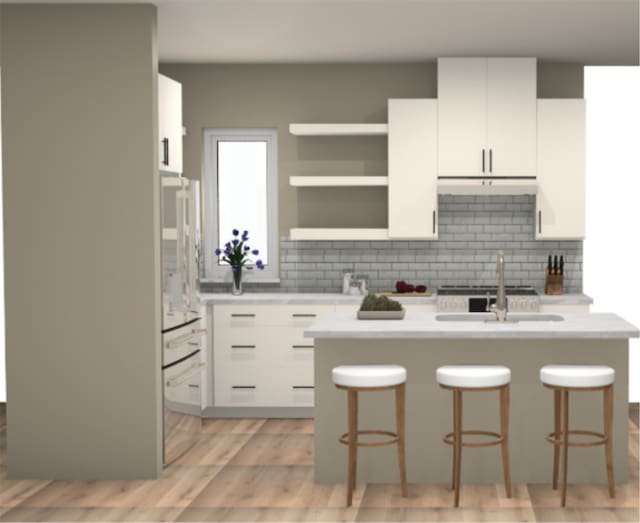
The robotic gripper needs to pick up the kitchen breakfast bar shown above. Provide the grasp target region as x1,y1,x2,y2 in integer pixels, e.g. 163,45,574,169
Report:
305,312,639,485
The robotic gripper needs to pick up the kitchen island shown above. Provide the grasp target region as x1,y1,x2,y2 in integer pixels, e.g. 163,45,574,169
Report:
305,312,638,484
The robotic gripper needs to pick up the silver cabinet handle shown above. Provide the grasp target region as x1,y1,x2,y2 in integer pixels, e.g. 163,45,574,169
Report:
538,210,542,234
292,344,314,349
489,149,493,173
231,313,255,318
231,385,256,390
433,210,436,234
231,345,256,349
482,149,485,172
292,313,317,318
292,386,314,389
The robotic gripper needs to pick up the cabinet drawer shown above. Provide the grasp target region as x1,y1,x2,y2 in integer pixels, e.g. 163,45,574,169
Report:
214,367,273,407
214,365,313,407
213,304,334,328
214,328,316,366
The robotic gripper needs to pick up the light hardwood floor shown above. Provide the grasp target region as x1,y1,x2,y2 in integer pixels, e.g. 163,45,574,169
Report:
0,405,637,522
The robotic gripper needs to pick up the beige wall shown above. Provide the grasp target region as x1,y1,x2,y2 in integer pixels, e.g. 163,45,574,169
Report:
160,63,437,234
160,62,583,235
1,5,162,479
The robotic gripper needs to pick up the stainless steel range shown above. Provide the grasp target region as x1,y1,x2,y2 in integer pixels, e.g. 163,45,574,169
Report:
437,285,540,312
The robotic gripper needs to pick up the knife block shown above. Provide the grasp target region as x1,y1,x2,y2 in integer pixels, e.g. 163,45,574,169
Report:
545,273,564,295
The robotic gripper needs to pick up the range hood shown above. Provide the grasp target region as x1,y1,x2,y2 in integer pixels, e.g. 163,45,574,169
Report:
437,177,538,195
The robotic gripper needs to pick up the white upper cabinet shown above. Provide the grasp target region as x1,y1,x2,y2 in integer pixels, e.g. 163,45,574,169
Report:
437,58,537,177
486,59,537,176
158,74,183,174
536,99,585,240
388,99,438,239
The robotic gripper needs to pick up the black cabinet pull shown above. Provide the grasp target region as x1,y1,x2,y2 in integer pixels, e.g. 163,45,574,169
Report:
231,385,256,390
489,149,493,173
292,313,317,318
482,149,485,172
162,137,169,166
292,344,314,349
292,386,314,390
538,211,542,234
433,210,436,234
231,345,256,349
231,313,255,318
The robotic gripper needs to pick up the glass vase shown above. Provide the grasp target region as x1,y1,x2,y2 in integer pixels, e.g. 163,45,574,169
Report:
231,267,243,296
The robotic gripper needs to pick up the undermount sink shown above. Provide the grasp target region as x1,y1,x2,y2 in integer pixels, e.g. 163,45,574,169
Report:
435,313,564,323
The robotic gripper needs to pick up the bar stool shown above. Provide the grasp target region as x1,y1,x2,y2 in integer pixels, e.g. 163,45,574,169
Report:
332,364,408,506
436,365,512,507
540,364,615,507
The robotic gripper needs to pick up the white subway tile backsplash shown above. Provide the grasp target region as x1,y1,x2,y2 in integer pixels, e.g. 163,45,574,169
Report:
202,195,582,293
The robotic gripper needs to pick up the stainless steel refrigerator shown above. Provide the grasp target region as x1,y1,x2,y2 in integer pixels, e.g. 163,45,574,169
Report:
160,175,205,466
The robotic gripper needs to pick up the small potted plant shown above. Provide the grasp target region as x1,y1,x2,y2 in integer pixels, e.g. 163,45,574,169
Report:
215,229,264,295
357,294,406,320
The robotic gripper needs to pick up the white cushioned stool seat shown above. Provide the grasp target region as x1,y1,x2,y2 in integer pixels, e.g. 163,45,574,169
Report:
436,365,511,388
540,365,615,388
332,364,406,388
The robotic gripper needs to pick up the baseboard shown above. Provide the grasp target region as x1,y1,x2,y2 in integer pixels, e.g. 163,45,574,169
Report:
201,406,313,418
164,399,201,417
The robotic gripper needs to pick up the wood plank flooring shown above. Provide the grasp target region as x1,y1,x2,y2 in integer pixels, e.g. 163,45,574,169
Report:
0,406,637,522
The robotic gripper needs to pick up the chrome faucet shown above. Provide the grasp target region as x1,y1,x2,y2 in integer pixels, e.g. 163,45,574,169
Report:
489,250,508,322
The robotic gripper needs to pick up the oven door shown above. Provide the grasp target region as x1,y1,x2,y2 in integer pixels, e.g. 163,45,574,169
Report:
468,296,497,312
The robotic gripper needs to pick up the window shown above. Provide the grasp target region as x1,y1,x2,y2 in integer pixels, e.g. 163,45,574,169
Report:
203,129,279,282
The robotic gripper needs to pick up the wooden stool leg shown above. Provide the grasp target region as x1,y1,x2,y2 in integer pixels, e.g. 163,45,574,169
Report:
451,390,456,491
552,389,561,490
604,384,615,498
500,385,512,498
453,389,463,507
395,383,408,497
346,389,358,507
561,389,569,507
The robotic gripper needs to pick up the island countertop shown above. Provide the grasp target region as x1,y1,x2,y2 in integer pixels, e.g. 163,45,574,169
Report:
305,312,639,339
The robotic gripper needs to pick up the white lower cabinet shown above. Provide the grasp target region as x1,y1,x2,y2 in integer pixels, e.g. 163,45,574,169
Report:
212,304,333,408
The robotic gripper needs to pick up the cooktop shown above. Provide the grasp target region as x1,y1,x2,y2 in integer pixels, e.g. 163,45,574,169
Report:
438,285,538,296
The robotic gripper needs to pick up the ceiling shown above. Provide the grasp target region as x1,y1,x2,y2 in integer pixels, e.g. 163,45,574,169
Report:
2,0,639,64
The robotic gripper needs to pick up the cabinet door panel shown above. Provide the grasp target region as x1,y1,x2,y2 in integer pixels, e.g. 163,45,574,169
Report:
158,74,183,174
437,58,487,176
536,99,585,240
487,58,537,176
388,99,438,239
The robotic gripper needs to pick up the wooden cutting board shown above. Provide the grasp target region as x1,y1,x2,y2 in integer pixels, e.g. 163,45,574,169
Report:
380,291,432,297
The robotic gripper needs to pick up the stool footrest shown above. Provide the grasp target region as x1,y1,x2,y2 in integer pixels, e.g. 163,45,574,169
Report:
546,430,608,448
339,429,399,448
443,430,504,448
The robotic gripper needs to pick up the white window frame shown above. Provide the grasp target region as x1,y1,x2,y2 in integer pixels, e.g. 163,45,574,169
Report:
203,128,279,282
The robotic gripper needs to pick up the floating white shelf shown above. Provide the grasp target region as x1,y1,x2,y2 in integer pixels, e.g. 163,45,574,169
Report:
289,124,388,136
162,228,178,240
290,176,389,187
289,228,389,241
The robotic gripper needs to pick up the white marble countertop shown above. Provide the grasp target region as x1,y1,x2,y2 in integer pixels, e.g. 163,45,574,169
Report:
304,312,639,339
199,292,592,305
539,293,593,304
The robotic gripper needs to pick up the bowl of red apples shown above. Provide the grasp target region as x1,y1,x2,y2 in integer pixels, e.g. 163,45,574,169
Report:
395,281,428,294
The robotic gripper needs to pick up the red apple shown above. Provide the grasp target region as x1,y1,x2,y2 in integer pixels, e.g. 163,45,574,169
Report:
415,284,427,293
405,284,415,293
395,281,407,293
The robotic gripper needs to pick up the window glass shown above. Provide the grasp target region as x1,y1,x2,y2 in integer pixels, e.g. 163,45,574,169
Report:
217,141,269,264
